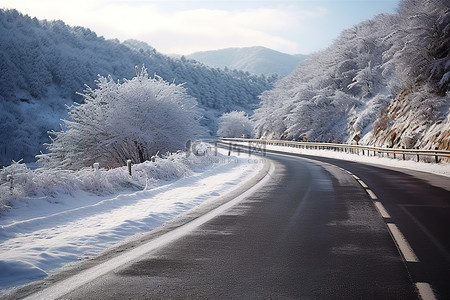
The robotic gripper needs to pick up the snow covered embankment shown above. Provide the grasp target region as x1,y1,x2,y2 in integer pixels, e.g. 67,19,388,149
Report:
228,140,450,177
0,149,264,290
266,143,450,177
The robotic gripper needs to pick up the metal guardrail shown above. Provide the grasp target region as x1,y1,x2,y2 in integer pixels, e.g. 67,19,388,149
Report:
220,138,450,163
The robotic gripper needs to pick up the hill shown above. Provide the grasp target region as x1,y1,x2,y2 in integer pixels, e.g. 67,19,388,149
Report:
187,46,306,77
0,9,275,166
253,0,450,151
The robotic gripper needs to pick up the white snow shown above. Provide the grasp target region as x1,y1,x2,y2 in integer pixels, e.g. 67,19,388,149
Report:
225,139,450,177
260,143,450,177
0,149,264,291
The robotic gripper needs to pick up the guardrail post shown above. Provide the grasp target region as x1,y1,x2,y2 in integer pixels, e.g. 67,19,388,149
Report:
402,147,406,160
435,147,439,163
416,147,420,162
127,160,132,176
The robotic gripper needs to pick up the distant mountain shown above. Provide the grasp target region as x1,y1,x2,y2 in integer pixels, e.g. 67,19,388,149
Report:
187,47,306,77
0,9,275,166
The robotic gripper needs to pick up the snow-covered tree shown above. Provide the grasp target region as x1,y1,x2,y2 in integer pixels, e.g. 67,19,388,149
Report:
0,9,274,166
253,11,395,142
38,67,205,169
217,111,254,138
253,0,450,150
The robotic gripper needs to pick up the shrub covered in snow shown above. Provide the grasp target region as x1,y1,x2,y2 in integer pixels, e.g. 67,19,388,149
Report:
38,67,205,170
217,111,254,138
0,150,216,212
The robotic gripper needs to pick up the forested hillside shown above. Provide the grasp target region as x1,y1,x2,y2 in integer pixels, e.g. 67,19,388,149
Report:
0,9,274,166
254,0,450,150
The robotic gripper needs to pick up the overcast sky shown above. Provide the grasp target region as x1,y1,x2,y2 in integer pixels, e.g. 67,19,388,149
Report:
1,0,400,55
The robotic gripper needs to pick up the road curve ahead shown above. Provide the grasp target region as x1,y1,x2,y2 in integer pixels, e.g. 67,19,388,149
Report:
17,150,449,299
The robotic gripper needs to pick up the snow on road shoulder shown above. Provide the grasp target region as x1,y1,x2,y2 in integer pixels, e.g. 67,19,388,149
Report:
263,143,450,178
0,150,264,290
226,140,450,178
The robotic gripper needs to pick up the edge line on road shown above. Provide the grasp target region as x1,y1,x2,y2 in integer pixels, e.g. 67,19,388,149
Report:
23,161,276,300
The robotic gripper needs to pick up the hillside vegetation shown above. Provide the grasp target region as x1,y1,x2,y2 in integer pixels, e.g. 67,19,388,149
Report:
254,0,450,150
0,9,274,166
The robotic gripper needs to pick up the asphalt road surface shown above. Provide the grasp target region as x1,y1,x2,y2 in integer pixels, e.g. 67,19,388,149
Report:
14,148,450,299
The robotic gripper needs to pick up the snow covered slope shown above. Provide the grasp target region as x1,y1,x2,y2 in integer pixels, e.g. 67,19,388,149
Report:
0,9,274,166
253,0,450,151
187,46,306,76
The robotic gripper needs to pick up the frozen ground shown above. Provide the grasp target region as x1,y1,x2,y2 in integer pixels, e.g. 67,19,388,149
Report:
0,149,264,291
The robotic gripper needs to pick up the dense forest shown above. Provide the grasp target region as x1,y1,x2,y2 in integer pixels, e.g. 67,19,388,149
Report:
0,9,275,166
254,0,450,150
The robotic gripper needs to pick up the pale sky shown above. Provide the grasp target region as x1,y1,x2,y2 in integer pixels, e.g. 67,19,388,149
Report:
0,0,400,55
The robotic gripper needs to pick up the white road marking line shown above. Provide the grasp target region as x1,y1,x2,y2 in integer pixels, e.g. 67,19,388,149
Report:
23,163,276,300
387,223,419,262
342,166,426,294
270,151,426,295
366,189,378,200
374,201,391,218
416,282,437,300
357,179,368,188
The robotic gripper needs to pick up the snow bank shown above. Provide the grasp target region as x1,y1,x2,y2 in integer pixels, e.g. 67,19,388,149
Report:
0,148,264,290
0,151,212,212
263,143,450,177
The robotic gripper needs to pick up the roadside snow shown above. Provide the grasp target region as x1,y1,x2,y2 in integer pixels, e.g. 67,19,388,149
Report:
0,149,264,290
224,140,450,177
261,143,450,177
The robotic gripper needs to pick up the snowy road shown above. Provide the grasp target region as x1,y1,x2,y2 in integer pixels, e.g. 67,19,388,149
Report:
10,147,450,299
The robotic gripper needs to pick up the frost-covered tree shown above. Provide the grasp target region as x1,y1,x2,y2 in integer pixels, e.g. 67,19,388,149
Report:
253,12,395,142
217,111,254,138
38,67,205,169
382,0,450,95
0,9,274,166
254,0,450,150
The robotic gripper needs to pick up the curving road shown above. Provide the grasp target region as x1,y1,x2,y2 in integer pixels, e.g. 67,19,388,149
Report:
13,148,450,299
